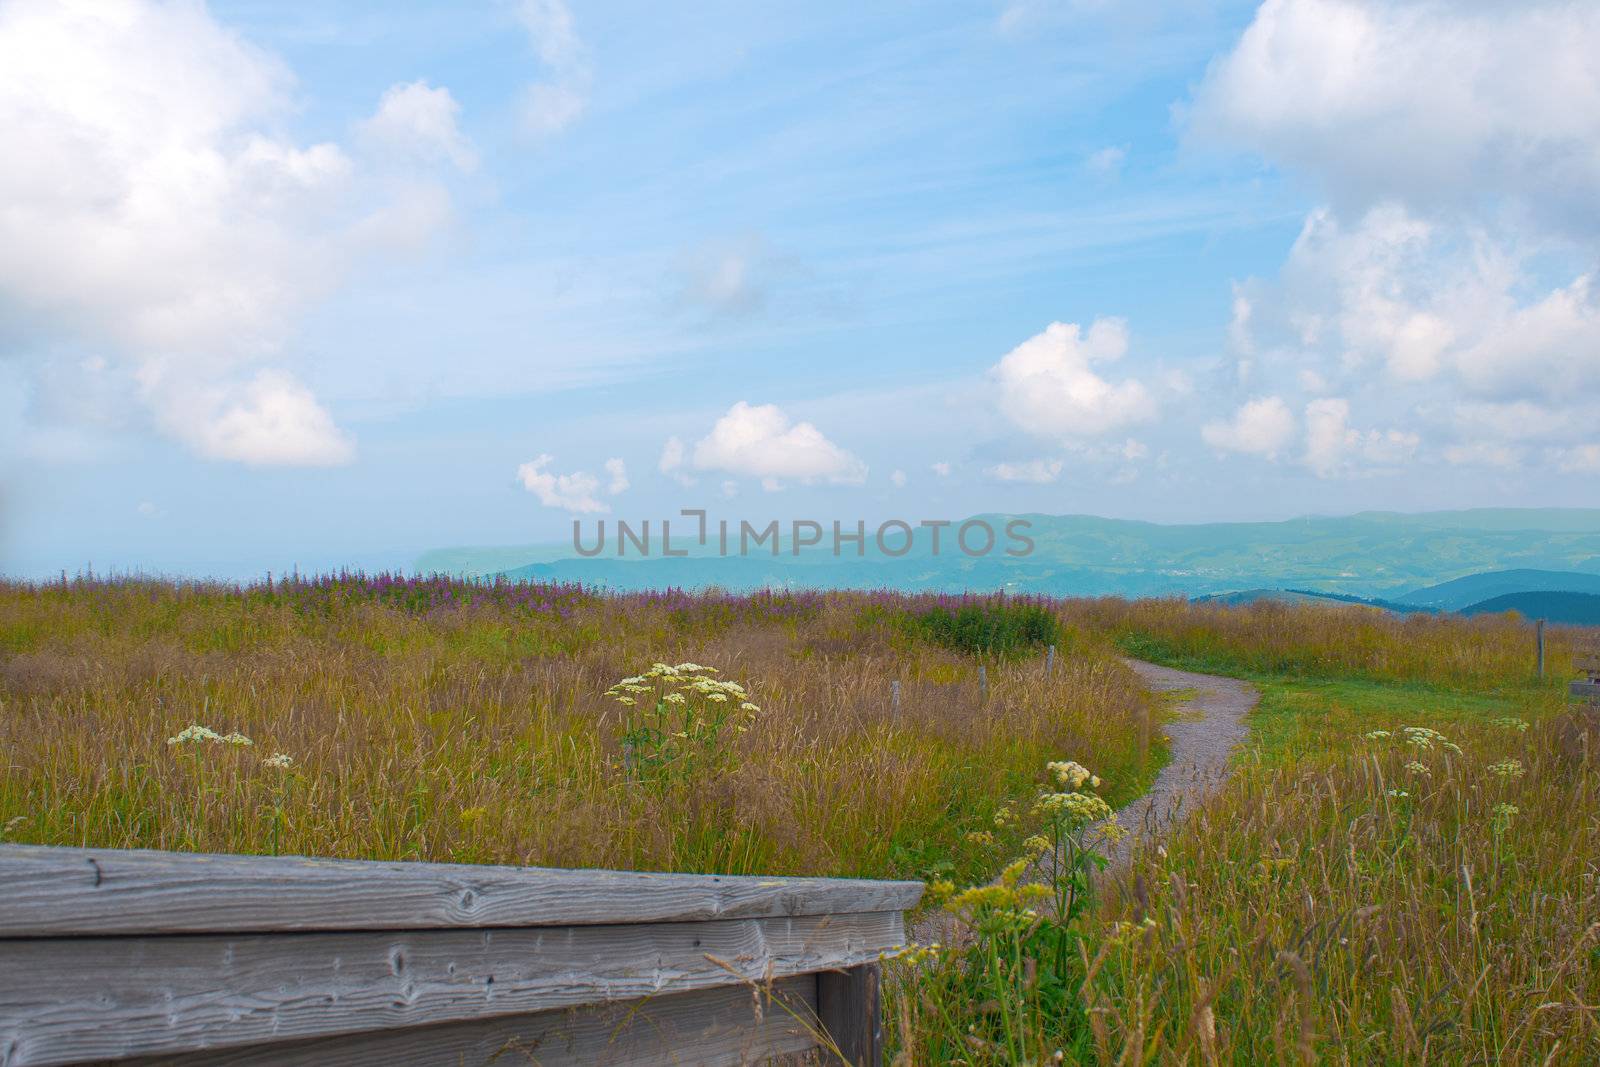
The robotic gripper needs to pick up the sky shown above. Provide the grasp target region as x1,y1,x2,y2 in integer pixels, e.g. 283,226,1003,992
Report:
2,0,1598,578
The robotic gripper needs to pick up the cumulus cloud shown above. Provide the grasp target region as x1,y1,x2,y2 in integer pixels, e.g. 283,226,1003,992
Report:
512,0,591,137
0,0,463,465
176,371,354,466
684,401,867,489
516,454,628,513
1201,396,1296,458
1196,0,1600,478
360,80,477,171
657,435,696,486
603,457,629,494
1240,206,1600,469
1303,398,1418,478
931,461,951,477
987,458,1064,484
991,319,1155,440
1189,0,1600,235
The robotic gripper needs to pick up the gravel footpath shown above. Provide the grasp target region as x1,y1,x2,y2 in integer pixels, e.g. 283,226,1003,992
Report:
1104,658,1256,866
910,659,1255,942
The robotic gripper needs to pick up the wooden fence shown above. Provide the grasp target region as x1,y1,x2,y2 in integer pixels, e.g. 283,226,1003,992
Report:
0,844,923,1066
1574,646,1600,701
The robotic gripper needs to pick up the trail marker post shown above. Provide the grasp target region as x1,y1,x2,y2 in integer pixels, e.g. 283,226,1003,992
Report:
1046,644,1056,674
1536,619,1545,679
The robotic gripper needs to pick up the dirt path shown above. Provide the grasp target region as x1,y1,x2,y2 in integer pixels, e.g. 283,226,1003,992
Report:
912,659,1256,942
1104,659,1256,866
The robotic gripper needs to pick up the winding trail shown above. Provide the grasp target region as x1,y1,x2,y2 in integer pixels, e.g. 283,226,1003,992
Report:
1105,659,1256,866
912,659,1257,942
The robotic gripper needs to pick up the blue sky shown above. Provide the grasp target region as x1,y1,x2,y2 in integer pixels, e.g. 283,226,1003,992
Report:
2,0,1598,578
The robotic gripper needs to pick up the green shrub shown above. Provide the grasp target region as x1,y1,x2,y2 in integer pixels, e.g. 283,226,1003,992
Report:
908,599,1059,658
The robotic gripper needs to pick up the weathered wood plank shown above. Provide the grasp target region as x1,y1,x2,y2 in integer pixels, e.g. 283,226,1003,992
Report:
1571,680,1600,699
0,912,902,1066
106,976,821,1067
817,964,883,1067
0,845,923,936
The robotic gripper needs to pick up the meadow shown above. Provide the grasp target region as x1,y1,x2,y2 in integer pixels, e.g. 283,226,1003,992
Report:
0,577,1154,885
2,578,1597,1063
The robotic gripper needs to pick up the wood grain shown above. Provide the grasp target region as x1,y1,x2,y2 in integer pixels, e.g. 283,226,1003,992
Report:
817,964,882,1066
1,912,900,1066
0,844,923,936
104,976,821,1067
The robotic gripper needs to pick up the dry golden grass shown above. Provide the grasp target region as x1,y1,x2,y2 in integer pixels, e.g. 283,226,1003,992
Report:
0,578,1155,881
1067,595,1575,688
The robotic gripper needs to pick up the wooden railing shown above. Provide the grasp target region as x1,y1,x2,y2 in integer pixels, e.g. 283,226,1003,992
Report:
1574,648,1600,701
0,844,923,1066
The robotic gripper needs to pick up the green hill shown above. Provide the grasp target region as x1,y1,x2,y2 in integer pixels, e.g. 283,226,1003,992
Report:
424,508,1600,597
1397,569,1600,611
1460,591,1600,625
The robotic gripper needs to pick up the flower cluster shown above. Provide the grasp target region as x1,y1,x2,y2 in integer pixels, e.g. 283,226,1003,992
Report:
1491,802,1519,834
167,724,253,747
1487,758,1526,781
1046,760,1100,790
1034,790,1114,826
1488,716,1530,732
261,752,294,770
605,661,759,782
1404,760,1431,775
1400,726,1462,754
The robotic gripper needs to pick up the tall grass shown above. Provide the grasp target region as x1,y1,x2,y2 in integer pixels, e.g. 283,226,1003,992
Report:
1067,596,1575,689
0,577,1155,882
886,598,1600,1064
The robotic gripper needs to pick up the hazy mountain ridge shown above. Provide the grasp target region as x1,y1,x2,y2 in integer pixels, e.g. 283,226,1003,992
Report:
420,508,1600,599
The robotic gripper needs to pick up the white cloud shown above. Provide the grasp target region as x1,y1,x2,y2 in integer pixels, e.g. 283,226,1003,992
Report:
0,0,461,466
1303,398,1418,478
177,370,354,466
890,469,907,488
931,461,951,477
360,80,476,172
512,0,590,137
991,319,1155,440
1553,444,1600,473
678,236,789,316
1201,396,1296,458
603,457,629,494
1189,0,1600,235
688,401,867,488
1086,145,1127,178
516,454,609,513
657,435,696,487
987,458,1064,484
1442,441,1522,471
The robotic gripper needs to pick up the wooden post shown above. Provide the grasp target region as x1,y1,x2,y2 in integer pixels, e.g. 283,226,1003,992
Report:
1536,619,1545,679
1046,644,1056,674
978,665,988,702
818,963,882,1066
890,679,901,714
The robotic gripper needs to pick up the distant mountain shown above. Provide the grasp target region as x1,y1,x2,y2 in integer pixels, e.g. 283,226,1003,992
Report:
1460,591,1600,625
1195,588,1430,613
422,508,1600,598
1397,569,1600,611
